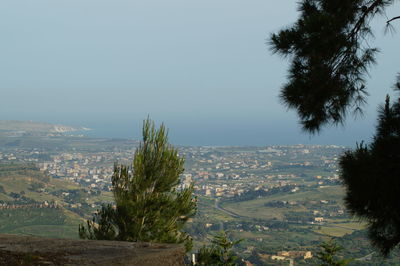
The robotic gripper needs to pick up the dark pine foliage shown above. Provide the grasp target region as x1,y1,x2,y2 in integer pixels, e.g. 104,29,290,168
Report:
340,86,400,255
270,0,396,132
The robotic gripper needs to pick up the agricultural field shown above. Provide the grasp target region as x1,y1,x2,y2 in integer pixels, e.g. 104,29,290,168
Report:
0,163,111,239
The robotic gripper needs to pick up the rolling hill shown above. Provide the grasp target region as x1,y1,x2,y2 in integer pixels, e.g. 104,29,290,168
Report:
0,163,111,239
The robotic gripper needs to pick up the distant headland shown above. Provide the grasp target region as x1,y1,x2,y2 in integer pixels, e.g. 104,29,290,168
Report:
0,120,91,134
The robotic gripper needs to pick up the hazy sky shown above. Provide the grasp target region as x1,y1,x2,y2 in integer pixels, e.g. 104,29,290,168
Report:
1,1,399,145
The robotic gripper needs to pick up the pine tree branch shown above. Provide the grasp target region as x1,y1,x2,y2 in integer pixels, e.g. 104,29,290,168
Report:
387,15,400,24
352,0,384,37
331,1,386,76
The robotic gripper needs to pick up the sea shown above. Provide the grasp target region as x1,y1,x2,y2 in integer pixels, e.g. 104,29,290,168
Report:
72,118,375,147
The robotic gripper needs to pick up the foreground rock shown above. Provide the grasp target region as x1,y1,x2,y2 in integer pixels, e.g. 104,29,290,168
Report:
0,234,185,265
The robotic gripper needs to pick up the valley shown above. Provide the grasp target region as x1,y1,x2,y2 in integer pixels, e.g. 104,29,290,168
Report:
0,126,398,264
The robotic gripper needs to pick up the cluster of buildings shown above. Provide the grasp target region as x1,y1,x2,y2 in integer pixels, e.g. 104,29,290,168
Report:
38,153,114,190
1,145,343,207
1,145,344,206
270,250,313,264
0,150,41,162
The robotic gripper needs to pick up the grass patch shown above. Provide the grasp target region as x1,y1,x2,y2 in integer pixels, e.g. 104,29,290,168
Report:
314,225,354,237
220,186,345,220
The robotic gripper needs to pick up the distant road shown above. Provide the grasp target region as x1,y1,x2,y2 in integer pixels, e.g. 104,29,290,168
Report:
214,199,242,218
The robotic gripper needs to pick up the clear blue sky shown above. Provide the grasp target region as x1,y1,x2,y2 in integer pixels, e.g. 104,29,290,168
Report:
1,0,399,145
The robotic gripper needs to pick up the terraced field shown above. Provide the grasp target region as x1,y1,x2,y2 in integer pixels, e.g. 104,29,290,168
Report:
0,163,111,239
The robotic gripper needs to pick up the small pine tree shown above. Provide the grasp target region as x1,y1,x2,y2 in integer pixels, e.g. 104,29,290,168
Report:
79,118,197,250
317,239,352,266
196,231,242,266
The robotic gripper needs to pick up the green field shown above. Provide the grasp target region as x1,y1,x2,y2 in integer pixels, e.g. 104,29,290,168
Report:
194,184,374,263
220,186,344,220
0,163,111,239
0,209,81,239
313,221,366,237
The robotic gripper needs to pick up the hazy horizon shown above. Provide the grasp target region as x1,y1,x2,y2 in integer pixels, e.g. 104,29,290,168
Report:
0,117,374,147
1,1,399,146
